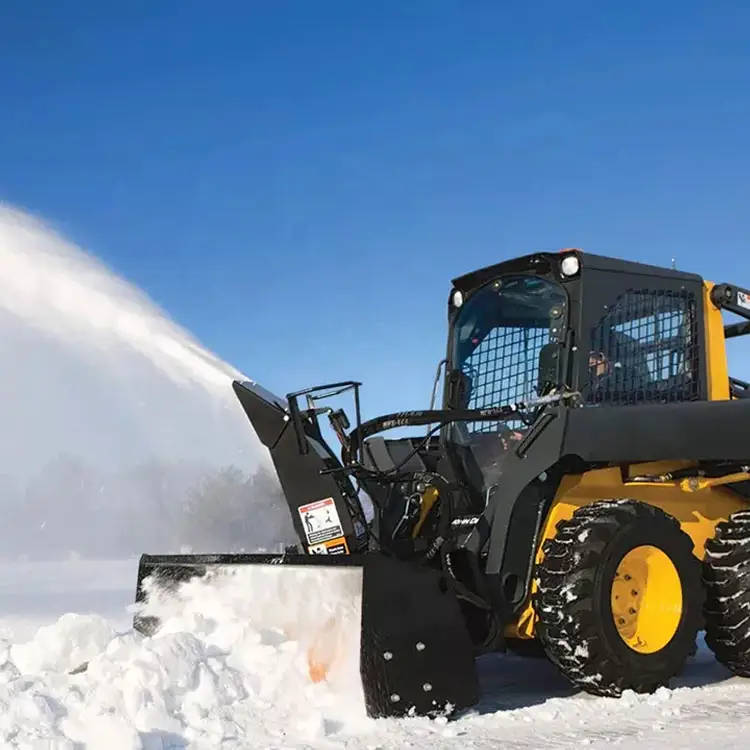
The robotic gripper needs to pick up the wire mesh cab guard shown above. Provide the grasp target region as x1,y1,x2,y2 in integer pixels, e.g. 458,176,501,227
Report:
585,288,701,406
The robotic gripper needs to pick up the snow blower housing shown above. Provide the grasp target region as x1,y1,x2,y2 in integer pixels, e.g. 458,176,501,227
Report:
135,249,750,719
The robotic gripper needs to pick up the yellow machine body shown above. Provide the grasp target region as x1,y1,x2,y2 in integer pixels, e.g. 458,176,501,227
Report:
507,280,749,640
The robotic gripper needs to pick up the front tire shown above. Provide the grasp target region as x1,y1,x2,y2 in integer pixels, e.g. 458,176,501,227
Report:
533,499,703,696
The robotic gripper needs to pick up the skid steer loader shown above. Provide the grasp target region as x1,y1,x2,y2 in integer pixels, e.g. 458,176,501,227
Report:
134,249,750,719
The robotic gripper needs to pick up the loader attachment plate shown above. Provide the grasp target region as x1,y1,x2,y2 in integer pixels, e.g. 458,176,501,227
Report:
134,552,479,719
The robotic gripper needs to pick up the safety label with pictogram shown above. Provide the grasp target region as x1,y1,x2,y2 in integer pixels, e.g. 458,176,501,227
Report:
298,497,344,546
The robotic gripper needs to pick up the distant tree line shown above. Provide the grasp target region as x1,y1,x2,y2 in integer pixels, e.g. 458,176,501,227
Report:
0,454,297,560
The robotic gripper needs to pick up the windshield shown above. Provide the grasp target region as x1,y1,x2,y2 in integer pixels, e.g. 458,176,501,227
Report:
448,274,568,493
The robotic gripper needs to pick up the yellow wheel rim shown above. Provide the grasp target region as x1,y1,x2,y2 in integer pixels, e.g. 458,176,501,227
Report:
610,545,683,654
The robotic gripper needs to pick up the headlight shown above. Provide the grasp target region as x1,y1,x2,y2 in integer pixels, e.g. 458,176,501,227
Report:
560,254,580,277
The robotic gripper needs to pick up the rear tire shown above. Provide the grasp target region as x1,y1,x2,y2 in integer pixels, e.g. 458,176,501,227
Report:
533,499,703,696
702,509,750,676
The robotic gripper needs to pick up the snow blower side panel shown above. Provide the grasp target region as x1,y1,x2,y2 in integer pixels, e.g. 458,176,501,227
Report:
232,380,365,555
133,552,479,719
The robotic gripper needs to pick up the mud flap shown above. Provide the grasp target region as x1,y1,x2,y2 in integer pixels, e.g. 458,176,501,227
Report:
133,552,480,719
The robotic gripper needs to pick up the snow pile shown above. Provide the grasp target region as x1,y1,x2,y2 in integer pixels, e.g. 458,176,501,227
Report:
0,565,371,749
4,558,750,749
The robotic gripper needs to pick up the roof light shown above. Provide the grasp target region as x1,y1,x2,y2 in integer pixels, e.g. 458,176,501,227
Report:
560,254,580,277
452,289,464,308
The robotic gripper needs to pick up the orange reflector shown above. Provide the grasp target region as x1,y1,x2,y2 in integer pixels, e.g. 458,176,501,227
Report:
307,652,330,683
305,615,337,684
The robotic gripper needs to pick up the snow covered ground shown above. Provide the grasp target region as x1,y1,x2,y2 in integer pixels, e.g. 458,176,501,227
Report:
0,558,749,750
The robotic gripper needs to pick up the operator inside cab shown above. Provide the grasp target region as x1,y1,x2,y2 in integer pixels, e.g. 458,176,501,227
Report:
586,328,653,404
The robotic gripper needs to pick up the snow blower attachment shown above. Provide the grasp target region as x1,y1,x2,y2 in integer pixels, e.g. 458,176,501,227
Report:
135,551,479,717
135,249,750,719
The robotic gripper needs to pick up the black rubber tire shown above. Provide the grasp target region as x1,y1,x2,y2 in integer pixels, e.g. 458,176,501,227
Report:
533,499,704,696
702,508,750,676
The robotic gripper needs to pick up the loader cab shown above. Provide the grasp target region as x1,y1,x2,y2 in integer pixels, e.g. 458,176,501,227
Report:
442,250,708,501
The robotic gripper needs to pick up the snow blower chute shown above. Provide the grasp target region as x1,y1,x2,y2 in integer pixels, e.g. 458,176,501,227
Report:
135,249,750,719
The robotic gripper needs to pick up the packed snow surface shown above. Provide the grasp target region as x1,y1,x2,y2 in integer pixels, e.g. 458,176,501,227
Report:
1,559,750,749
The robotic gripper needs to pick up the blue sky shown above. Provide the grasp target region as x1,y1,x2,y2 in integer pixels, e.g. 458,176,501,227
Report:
1,0,749,419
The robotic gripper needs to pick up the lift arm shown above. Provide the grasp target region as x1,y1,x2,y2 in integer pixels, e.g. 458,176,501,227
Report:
711,283,750,339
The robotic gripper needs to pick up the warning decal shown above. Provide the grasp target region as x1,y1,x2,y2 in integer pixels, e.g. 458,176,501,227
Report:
298,497,344,546
308,536,349,555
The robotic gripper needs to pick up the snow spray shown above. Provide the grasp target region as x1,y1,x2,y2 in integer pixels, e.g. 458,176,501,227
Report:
0,204,295,560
